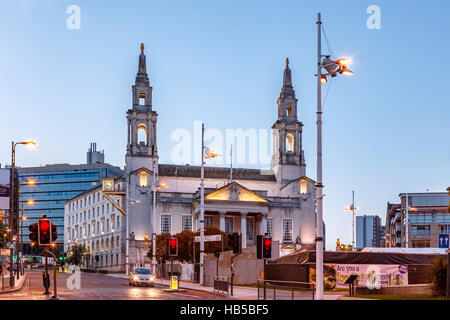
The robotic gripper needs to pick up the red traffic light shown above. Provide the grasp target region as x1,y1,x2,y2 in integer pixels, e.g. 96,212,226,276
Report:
168,238,178,256
263,236,272,259
38,218,52,245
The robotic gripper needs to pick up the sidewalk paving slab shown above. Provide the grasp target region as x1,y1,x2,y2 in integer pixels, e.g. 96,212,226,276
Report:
103,273,345,300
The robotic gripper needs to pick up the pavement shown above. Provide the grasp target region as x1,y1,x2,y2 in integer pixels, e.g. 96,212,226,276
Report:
0,273,27,294
0,270,228,300
0,270,347,300
105,273,346,300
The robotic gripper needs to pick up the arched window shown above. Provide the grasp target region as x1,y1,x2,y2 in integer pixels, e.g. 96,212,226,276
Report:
139,170,148,187
139,92,146,106
137,123,147,145
287,105,292,117
286,134,294,152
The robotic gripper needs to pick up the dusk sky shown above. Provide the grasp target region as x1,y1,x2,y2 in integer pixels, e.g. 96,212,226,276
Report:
1,0,449,250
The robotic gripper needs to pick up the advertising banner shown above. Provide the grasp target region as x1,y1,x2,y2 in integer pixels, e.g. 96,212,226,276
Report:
0,169,10,210
309,263,408,289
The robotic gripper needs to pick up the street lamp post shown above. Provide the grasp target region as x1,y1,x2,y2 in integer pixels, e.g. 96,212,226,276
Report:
152,159,157,276
315,13,353,300
344,191,358,251
199,123,220,286
10,140,36,286
200,123,205,286
315,13,325,300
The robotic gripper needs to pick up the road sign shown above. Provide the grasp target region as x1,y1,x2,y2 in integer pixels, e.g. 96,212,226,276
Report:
439,234,449,249
194,234,222,242
170,275,178,290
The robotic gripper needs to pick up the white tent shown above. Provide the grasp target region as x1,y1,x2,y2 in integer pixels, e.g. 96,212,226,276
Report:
361,247,447,255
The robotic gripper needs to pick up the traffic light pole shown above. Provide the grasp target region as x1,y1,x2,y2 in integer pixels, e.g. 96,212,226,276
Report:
44,248,58,300
230,253,241,296
43,251,50,295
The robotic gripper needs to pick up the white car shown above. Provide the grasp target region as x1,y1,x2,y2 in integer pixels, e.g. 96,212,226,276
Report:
129,267,155,287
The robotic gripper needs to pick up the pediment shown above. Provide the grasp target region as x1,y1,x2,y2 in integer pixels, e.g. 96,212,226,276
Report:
205,182,269,203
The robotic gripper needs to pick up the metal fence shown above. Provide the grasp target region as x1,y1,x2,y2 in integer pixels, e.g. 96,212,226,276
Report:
213,276,228,296
257,280,315,300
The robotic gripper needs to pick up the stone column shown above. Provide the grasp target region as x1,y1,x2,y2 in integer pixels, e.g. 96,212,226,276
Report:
261,211,268,236
241,212,247,249
219,211,226,232
194,209,199,232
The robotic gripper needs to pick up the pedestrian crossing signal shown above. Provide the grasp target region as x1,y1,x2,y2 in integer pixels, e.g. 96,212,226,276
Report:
168,238,178,256
257,235,272,259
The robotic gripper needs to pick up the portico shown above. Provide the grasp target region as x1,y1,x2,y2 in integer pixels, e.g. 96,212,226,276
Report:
193,182,270,248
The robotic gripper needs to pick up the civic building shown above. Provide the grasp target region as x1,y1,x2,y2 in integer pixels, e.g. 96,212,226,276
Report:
64,45,318,271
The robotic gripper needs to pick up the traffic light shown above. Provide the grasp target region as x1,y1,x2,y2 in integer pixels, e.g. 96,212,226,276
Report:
231,232,241,254
263,236,272,259
257,235,272,259
38,218,52,245
28,223,38,243
168,238,178,256
51,224,58,244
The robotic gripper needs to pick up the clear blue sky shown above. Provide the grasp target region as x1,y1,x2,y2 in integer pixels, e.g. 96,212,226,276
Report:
1,0,449,249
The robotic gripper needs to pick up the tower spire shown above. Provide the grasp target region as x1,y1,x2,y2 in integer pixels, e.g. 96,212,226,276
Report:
136,43,149,85
281,57,295,98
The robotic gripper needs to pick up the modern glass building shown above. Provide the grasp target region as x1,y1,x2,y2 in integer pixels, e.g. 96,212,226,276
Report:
18,161,122,253
356,215,383,249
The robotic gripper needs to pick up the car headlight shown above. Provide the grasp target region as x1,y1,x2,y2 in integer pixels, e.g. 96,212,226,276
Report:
134,276,139,281
150,275,155,281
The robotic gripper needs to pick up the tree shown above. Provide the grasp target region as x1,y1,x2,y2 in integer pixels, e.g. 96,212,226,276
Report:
66,244,87,266
175,230,195,263
147,227,232,263
428,256,448,297
148,233,171,263
193,226,232,262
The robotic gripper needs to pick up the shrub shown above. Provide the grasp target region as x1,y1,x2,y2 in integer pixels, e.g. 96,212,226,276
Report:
427,256,448,297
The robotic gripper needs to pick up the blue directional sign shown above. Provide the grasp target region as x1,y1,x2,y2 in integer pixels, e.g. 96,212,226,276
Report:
438,234,449,249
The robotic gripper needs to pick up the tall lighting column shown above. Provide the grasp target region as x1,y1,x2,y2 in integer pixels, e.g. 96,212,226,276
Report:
315,13,353,300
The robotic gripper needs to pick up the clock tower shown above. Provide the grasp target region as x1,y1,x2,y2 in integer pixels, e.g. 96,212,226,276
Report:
271,58,306,183
125,44,158,262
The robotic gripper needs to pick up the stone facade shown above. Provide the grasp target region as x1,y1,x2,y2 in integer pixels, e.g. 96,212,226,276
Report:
64,46,318,271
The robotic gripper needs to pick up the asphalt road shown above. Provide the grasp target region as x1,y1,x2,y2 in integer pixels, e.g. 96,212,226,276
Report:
0,270,228,300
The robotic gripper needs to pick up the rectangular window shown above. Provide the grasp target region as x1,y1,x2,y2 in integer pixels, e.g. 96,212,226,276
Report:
412,240,430,248
267,218,273,237
182,215,193,231
161,214,171,234
246,217,254,241
440,225,450,234
205,216,213,227
225,217,234,235
411,225,430,236
300,179,307,195
283,218,293,242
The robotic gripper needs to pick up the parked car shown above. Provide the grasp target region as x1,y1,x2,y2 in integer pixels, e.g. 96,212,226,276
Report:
129,267,155,287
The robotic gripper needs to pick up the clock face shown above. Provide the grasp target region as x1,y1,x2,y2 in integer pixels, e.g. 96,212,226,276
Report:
102,179,114,192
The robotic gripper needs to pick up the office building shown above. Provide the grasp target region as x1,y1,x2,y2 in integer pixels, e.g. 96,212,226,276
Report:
356,215,384,249
385,192,450,248
18,145,123,253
